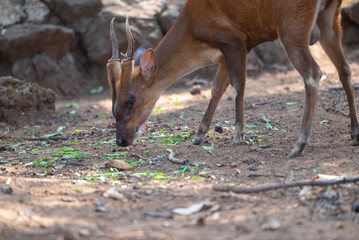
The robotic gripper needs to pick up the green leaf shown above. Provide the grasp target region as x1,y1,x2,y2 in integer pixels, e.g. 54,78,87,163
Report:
202,143,215,151
97,115,106,119
245,123,257,128
18,150,27,155
27,128,35,132
320,120,329,124
43,125,66,138
286,102,298,106
76,189,83,193
90,86,104,94
58,147,75,152
126,161,137,169
62,103,80,109
265,122,273,129
171,94,180,104
153,109,164,113
174,165,190,173
179,112,185,119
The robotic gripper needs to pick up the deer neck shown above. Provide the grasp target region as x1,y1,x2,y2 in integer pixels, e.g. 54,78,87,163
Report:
150,6,212,94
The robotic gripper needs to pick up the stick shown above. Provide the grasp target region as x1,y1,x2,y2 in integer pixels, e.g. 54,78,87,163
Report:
329,83,359,91
18,136,68,141
250,98,278,108
213,176,359,194
143,210,173,219
247,173,285,178
326,107,349,117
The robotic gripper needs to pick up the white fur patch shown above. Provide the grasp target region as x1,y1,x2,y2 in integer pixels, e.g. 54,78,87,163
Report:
306,77,319,88
132,115,152,144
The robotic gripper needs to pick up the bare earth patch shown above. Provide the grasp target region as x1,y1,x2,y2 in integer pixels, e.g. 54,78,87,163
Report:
1,47,359,240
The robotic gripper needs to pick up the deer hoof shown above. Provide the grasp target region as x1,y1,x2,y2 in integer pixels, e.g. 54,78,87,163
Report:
352,137,359,146
191,137,203,145
232,136,244,146
288,142,307,158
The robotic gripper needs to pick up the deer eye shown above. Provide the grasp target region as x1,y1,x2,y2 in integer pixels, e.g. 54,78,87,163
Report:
126,96,135,106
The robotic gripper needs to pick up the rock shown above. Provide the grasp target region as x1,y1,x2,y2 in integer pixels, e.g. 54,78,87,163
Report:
0,76,56,125
12,53,82,96
81,14,126,65
0,24,74,62
82,4,164,65
159,1,185,33
0,0,25,27
342,24,359,46
254,40,290,67
43,0,103,24
342,5,359,46
0,0,50,27
25,0,51,23
348,2,359,26
189,85,201,95
214,125,223,134
261,217,281,231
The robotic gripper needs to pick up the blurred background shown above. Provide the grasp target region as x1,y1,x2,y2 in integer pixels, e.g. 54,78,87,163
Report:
0,0,358,111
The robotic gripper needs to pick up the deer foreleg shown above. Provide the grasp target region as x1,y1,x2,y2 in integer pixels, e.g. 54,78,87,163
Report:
221,42,248,145
192,63,230,145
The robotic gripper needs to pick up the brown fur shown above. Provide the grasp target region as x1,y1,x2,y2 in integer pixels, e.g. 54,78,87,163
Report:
108,0,359,156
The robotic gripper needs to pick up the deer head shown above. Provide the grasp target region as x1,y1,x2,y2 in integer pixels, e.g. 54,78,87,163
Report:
107,17,159,147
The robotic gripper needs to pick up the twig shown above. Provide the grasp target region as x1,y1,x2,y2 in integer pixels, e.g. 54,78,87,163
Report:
250,144,272,151
168,152,189,164
143,210,173,219
326,107,349,117
213,177,359,194
247,173,285,178
14,136,68,141
323,94,349,117
265,148,284,152
328,83,359,91
250,98,278,108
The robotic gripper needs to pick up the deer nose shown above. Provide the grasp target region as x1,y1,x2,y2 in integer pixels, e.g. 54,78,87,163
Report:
116,138,129,147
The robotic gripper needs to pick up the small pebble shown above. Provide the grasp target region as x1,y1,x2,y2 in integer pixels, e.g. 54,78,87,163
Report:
248,165,259,171
353,203,359,213
95,203,107,212
154,156,164,161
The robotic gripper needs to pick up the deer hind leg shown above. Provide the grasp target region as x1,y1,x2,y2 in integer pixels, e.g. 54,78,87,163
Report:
279,34,322,157
192,64,230,145
317,1,359,145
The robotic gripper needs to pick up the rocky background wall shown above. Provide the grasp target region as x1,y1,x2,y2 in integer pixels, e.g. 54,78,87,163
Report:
0,0,359,123
0,0,359,99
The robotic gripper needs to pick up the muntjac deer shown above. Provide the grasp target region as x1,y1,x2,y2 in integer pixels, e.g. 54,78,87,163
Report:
107,0,359,157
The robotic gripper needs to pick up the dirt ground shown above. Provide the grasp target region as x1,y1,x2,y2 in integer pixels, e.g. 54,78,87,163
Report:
1,45,359,240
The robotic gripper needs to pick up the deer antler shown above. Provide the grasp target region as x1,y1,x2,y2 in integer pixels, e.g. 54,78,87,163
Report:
124,15,135,59
108,18,120,62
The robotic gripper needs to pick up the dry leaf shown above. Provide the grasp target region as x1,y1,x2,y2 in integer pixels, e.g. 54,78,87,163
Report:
103,187,128,202
105,160,133,171
172,200,209,215
261,217,281,231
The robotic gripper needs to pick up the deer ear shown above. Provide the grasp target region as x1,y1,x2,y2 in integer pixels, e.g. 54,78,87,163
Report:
140,49,158,81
